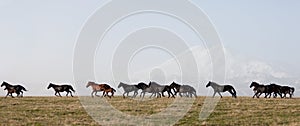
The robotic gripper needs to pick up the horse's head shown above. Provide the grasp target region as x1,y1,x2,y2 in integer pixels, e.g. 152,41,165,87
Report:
250,82,258,88
1,81,8,87
118,82,123,88
206,81,211,87
47,83,53,89
86,81,94,88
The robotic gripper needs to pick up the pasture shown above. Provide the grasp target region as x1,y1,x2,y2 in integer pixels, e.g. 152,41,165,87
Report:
0,96,299,125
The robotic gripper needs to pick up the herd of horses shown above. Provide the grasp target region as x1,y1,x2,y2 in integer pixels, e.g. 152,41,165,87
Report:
0,81,296,99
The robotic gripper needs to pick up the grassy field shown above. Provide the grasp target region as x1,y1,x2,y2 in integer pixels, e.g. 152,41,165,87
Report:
0,96,299,125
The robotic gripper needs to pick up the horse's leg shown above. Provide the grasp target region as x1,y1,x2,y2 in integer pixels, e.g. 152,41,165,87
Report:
133,91,137,98
123,92,126,98
58,92,62,97
10,93,14,98
264,93,268,98
70,91,73,97
179,92,183,97
102,91,106,97
142,92,145,99
212,91,217,98
170,90,175,98
66,91,69,97
257,92,263,98
161,91,166,97
150,92,154,98
217,92,222,98
108,92,111,98
173,88,177,96
91,91,94,98
157,92,161,98
55,92,58,97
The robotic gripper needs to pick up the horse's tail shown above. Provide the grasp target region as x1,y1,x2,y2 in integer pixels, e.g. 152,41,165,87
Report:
191,88,197,97
231,86,237,97
22,86,27,91
112,88,116,92
69,86,75,93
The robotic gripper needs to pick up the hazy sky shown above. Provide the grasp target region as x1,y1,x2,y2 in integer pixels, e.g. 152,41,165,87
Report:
0,0,299,96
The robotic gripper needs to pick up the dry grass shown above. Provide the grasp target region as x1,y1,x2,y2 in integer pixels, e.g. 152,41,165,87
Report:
0,96,299,125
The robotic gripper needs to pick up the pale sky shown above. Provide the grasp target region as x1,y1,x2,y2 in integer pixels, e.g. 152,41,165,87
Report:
0,0,299,96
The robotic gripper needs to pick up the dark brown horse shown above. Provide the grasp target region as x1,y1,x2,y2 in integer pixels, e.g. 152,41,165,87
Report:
86,81,115,98
103,87,116,98
1,81,27,98
250,82,269,98
3,87,16,98
47,83,75,97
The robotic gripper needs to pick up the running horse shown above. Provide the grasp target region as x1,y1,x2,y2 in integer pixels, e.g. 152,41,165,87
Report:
250,82,270,98
86,81,116,98
47,83,75,97
118,82,139,98
1,81,27,98
170,82,197,98
206,81,237,98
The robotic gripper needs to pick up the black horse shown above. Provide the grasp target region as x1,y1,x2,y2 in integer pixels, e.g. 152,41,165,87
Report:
1,81,27,98
47,83,75,97
250,82,282,98
118,82,140,98
170,81,181,95
267,83,282,98
206,81,237,98
162,85,175,98
250,82,269,98
280,86,295,98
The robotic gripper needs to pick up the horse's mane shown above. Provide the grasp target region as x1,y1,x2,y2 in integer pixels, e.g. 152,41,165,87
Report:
209,81,219,86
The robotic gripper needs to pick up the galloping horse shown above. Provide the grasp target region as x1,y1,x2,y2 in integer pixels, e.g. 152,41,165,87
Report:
103,87,116,98
179,85,197,98
86,81,115,98
170,82,181,95
250,82,270,98
1,81,27,98
149,81,173,98
206,81,237,98
280,86,295,98
268,83,282,98
170,82,197,98
162,85,175,98
138,82,157,98
148,81,167,98
47,83,75,97
118,82,139,98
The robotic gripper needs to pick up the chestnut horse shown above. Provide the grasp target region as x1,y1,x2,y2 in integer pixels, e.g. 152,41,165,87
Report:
86,81,116,98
